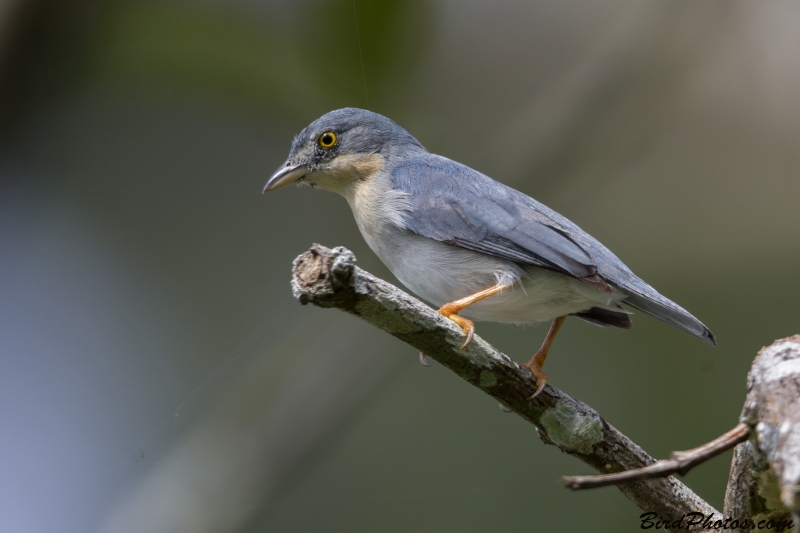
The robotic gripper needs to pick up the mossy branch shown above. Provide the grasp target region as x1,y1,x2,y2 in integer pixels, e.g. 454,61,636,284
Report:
290,243,720,524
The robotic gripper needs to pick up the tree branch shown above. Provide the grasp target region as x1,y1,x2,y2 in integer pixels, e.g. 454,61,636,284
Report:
290,244,720,524
723,336,800,531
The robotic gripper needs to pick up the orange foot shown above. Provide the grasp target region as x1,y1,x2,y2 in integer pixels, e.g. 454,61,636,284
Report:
522,315,567,399
522,356,548,399
437,303,475,349
435,283,513,350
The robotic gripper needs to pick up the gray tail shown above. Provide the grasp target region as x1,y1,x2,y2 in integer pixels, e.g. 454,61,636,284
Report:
622,291,716,346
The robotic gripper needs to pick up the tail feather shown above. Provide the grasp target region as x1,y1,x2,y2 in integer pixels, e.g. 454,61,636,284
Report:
622,290,716,345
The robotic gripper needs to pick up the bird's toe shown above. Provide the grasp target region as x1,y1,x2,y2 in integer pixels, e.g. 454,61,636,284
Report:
436,306,476,350
523,359,548,399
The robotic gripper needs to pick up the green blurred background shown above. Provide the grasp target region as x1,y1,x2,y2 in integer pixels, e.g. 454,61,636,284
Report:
1,1,799,531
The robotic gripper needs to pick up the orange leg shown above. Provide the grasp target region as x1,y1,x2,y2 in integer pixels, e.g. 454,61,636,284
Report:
523,316,566,398
437,283,513,349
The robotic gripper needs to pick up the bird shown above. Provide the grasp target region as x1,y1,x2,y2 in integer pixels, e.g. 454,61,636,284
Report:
263,108,715,397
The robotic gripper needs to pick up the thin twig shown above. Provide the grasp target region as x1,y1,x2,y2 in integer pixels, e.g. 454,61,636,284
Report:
563,423,750,490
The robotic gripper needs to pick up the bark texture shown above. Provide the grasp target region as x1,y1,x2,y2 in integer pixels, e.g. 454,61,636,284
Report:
724,336,800,532
291,244,721,527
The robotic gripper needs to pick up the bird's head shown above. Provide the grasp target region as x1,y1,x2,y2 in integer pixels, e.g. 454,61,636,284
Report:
263,108,425,195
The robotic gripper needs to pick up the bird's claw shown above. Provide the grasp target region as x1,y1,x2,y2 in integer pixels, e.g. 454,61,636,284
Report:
459,326,475,350
419,352,431,367
436,305,475,350
528,381,546,399
523,359,548,399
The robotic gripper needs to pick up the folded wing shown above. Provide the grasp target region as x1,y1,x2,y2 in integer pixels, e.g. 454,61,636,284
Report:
391,154,597,280
390,153,716,345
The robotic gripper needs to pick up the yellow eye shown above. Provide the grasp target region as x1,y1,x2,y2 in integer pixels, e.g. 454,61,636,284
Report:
318,131,337,148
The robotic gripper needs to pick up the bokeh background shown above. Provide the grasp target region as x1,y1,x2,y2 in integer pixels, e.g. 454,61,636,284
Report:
1,1,799,531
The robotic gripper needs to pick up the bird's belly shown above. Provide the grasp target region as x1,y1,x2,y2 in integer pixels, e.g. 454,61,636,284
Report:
369,230,621,323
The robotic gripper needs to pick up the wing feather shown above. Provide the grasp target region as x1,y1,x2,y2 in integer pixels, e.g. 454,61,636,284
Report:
392,155,596,279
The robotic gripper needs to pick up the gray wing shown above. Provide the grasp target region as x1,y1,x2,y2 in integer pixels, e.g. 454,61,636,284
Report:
390,154,598,279
391,154,716,345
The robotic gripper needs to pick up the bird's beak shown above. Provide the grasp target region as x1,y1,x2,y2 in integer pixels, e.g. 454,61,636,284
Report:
263,161,310,193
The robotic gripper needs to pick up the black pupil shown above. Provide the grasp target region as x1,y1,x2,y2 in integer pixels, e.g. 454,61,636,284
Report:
322,133,333,146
